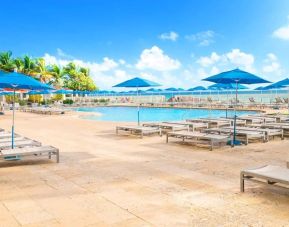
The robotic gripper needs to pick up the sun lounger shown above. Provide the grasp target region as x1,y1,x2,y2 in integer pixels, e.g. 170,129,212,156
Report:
259,123,289,137
0,132,20,139
241,164,289,192
186,119,230,128
166,131,229,150
0,137,31,143
143,123,189,133
0,140,41,150
223,126,283,141
162,121,208,131
204,128,266,145
238,116,276,124
116,126,161,138
0,145,59,163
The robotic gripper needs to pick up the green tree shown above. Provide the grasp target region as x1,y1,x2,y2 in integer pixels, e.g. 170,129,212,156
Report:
0,51,15,72
35,58,53,83
22,55,37,75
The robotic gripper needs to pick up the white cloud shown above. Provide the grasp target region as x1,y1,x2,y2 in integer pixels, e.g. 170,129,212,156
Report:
185,30,215,46
136,46,181,71
43,54,118,72
196,49,255,72
159,31,179,41
56,48,74,59
225,49,255,71
273,24,289,40
262,53,281,74
196,52,220,67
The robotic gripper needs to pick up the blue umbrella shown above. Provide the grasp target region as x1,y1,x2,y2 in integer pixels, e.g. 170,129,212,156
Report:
208,83,249,90
53,89,73,94
203,68,270,146
254,86,264,91
113,77,161,125
28,90,52,95
262,78,289,90
165,87,178,91
188,86,207,91
0,71,53,148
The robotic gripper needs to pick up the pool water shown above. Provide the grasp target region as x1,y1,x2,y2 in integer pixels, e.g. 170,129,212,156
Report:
77,107,257,122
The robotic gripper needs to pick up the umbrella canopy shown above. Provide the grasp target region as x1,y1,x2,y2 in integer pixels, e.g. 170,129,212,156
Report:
146,88,159,92
203,68,270,84
53,89,73,94
208,83,248,90
254,86,264,91
188,86,207,91
262,78,289,90
0,91,14,96
0,71,53,90
28,90,52,95
165,87,178,91
113,77,160,88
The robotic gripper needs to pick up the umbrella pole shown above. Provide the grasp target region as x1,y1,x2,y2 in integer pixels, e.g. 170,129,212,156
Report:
12,88,16,149
232,81,239,147
137,87,140,125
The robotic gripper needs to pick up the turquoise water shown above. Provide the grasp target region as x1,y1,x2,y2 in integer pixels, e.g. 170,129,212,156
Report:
77,107,257,122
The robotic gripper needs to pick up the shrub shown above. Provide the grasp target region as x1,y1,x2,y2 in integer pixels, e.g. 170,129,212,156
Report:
52,94,63,101
19,100,28,106
28,94,42,103
5,95,20,104
63,99,74,105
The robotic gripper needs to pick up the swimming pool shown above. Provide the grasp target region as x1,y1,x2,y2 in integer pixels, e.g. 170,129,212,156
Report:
76,106,257,122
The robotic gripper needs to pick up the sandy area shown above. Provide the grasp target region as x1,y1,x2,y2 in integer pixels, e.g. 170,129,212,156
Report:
0,111,289,226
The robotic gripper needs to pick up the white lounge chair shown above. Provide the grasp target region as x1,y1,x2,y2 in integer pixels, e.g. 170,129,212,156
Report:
166,131,229,150
143,122,189,133
116,126,161,138
0,140,41,150
241,164,289,192
0,145,59,163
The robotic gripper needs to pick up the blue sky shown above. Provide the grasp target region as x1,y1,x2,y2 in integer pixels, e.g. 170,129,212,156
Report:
1,0,289,89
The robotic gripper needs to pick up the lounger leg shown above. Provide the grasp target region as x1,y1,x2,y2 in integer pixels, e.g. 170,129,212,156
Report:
210,140,213,151
240,173,245,192
56,149,60,163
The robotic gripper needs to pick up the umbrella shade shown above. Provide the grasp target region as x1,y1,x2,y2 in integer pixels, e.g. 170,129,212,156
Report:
203,68,271,84
165,87,178,91
0,91,14,96
53,89,73,94
0,71,53,90
28,90,51,95
208,83,248,90
188,86,207,91
146,88,158,92
262,78,289,90
254,86,264,90
113,77,160,88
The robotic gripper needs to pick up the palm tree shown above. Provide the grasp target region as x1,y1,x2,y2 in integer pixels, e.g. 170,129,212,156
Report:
13,57,24,72
0,51,15,72
48,64,63,88
22,55,37,75
34,58,53,83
